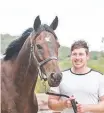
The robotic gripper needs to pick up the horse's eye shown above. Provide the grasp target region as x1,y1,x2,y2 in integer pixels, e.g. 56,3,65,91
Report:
36,44,42,49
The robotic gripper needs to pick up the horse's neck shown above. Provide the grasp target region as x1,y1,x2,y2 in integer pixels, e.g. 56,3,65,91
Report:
14,37,38,92
1,39,39,113
16,37,38,72
14,38,38,113
16,38,31,66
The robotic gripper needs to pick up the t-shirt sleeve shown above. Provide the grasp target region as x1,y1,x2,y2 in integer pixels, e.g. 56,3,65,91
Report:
99,75,104,97
50,86,60,94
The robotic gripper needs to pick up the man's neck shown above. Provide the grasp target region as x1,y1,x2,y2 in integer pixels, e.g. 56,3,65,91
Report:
71,67,91,74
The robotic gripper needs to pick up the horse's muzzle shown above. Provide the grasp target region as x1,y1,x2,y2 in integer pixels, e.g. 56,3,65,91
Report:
48,72,63,87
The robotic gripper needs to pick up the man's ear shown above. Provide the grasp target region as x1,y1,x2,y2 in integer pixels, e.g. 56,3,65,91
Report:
87,52,90,60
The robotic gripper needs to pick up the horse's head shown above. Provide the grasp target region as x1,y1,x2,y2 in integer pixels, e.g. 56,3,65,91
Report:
29,16,62,87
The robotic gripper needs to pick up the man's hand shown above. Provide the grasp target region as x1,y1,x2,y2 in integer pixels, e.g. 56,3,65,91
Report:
77,103,89,113
65,99,72,108
65,95,76,108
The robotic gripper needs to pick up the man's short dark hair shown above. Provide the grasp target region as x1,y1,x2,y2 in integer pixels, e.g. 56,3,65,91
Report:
71,40,89,54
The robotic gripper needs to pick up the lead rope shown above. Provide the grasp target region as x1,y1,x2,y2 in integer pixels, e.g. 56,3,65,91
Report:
43,80,78,113
46,91,78,113
42,81,78,113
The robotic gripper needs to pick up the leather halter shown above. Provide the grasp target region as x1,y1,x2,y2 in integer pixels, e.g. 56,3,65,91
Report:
30,33,58,81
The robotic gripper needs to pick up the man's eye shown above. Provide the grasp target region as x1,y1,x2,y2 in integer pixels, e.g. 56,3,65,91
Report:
72,53,77,56
79,53,84,56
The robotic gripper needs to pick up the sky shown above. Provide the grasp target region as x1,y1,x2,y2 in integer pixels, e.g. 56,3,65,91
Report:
0,0,104,51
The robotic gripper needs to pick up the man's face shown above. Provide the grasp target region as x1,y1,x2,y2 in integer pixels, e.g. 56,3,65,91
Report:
71,48,89,69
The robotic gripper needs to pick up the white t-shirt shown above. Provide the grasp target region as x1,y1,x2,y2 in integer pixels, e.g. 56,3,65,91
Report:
50,69,104,113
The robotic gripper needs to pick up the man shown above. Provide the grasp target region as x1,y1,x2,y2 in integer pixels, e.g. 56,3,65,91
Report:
48,40,104,113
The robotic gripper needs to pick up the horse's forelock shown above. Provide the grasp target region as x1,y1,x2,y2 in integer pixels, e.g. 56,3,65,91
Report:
33,24,57,40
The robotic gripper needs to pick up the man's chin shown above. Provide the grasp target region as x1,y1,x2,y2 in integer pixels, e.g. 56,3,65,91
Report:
74,64,83,68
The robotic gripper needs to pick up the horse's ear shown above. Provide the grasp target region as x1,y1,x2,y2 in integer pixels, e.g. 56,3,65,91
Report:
50,16,58,30
33,16,41,31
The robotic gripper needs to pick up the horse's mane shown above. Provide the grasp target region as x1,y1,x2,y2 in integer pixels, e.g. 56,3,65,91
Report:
4,24,57,61
4,28,33,61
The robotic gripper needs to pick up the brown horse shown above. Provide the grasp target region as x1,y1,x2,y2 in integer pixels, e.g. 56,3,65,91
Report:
1,16,62,113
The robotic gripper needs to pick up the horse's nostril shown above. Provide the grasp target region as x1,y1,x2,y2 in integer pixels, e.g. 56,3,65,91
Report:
49,72,63,87
50,72,62,81
57,73,62,81
50,73,55,79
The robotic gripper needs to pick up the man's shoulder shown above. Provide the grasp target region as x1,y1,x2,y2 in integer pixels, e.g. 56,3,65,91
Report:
61,68,104,76
91,69,103,75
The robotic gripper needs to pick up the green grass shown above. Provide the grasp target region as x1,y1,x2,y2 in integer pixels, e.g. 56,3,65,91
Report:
59,57,72,71
88,58,104,74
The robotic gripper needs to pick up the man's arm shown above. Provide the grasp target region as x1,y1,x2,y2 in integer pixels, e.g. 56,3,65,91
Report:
77,96,104,113
48,95,72,111
89,96,104,113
